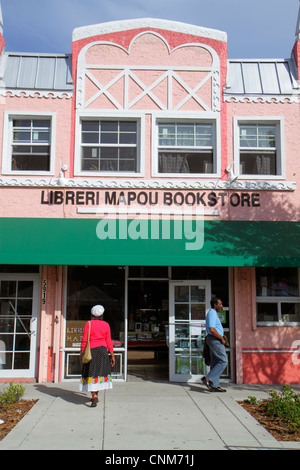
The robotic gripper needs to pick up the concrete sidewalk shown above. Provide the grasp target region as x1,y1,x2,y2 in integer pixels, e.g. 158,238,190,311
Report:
1,378,300,451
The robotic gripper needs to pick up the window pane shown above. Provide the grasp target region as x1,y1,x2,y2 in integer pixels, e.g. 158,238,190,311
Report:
14,352,30,369
32,119,51,128
101,121,118,132
159,151,213,173
101,147,118,159
119,147,136,159
281,303,300,323
240,152,276,175
119,160,135,171
82,132,99,144
257,303,278,322
12,152,50,171
175,286,189,302
17,281,33,298
120,121,136,132
196,124,213,146
119,123,137,144
13,131,31,142
177,124,194,146
240,124,276,149
32,146,51,154
175,325,189,349
13,119,31,128
175,304,189,320
258,126,276,147
191,304,206,320
32,131,50,143
82,147,99,158
101,131,118,144
16,299,33,316
82,121,99,132
100,121,118,143
82,159,99,171
256,268,299,297
0,281,16,297
240,126,257,147
100,160,118,171
158,124,175,146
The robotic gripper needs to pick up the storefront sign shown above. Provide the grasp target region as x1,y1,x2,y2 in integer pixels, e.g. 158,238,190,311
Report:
65,321,86,347
41,189,261,208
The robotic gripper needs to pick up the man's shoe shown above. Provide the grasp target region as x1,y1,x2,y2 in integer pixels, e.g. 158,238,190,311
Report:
201,376,214,391
212,386,226,392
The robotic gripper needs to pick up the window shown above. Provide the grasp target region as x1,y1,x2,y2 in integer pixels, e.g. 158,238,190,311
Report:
80,120,139,173
3,113,55,174
156,121,216,175
65,266,125,379
256,268,300,325
235,118,284,177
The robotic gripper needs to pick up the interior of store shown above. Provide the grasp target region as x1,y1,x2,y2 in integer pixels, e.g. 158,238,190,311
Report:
127,279,169,380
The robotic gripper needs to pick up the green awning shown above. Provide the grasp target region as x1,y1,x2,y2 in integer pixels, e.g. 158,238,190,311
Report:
0,218,299,267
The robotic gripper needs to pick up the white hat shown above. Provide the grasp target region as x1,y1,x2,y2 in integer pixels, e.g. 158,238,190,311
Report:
91,305,105,317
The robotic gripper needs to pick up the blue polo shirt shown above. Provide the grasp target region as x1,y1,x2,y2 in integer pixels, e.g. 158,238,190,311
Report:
206,308,224,336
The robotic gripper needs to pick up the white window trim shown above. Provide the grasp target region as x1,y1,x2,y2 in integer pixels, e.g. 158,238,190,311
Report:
74,111,145,177
152,112,221,178
234,116,285,180
2,111,56,175
256,268,300,326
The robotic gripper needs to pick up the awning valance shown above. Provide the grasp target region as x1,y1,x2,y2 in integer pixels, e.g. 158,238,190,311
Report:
0,218,299,267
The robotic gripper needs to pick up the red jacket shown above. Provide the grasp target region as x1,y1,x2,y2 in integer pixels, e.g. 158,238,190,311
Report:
81,319,113,353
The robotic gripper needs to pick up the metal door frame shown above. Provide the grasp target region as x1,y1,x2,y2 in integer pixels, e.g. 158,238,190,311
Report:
169,280,211,382
0,274,40,378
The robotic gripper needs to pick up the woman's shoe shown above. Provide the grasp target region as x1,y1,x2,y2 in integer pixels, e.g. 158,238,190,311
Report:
91,397,98,407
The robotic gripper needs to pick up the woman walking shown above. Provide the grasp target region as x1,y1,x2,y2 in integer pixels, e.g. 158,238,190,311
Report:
80,305,115,407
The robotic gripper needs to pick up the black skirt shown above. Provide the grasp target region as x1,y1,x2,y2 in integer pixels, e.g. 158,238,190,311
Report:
79,346,113,392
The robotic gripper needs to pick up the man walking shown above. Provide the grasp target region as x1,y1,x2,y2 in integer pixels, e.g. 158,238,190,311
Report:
201,297,228,392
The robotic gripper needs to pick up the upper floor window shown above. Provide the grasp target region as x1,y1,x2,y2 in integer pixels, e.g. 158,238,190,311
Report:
235,118,284,178
256,267,300,325
12,119,51,171
2,113,55,175
156,121,216,175
80,120,139,173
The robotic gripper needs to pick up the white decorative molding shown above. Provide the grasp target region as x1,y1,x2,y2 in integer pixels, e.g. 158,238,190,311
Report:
72,18,227,43
0,89,73,99
76,33,221,112
224,94,299,104
0,176,296,191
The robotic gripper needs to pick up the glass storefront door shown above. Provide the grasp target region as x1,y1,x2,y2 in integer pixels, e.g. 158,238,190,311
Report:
0,274,39,378
169,280,211,382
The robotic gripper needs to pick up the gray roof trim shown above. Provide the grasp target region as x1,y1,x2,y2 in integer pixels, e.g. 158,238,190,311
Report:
224,58,300,99
0,52,73,92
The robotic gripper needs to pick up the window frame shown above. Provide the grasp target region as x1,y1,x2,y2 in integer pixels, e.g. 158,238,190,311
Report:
256,267,300,326
152,114,220,178
74,112,144,176
2,111,56,175
234,116,285,179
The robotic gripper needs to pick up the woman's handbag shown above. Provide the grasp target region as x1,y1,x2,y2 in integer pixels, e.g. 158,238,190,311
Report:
81,321,92,364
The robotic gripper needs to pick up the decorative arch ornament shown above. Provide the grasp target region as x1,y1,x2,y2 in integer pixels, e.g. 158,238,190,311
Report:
76,31,221,112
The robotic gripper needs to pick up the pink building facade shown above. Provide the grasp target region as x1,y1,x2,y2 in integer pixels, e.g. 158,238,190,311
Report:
0,9,299,384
